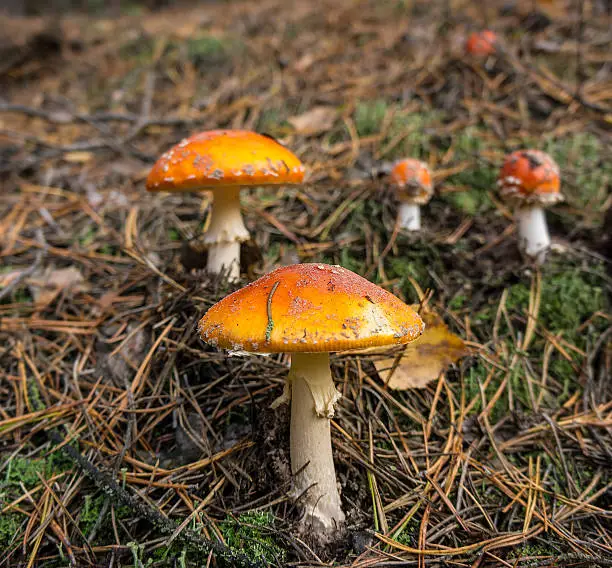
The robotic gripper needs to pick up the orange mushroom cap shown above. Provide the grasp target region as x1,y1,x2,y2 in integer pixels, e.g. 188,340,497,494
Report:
497,150,562,206
198,263,424,353
146,130,305,192
466,30,497,56
390,159,433,204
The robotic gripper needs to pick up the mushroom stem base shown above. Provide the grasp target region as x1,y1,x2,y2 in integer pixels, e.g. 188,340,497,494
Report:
206,241,241,281
398,202,421,231
516,206,550,264
289,352,345,535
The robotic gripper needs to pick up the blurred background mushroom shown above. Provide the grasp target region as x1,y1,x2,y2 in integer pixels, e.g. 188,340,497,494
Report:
389,158,434,231
465,29,498,56
497,149,563,264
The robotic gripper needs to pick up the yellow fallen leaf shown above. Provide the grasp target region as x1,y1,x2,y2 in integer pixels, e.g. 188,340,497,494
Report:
374,308,471,390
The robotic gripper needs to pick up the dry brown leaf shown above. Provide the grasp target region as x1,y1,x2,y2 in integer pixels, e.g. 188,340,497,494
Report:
374,308,471,390
28,266,87,305
288,106,337,135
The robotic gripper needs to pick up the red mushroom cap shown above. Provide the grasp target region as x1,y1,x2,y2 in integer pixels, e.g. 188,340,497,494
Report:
146,130,305,192
466,30,498,56
497,149,563,206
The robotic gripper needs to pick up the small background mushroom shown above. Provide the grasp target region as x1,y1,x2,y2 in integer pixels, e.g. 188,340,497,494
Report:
389,158,434,231
498,149,563,263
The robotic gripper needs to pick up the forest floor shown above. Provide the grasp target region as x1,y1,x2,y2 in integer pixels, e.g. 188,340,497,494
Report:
0,0,611,566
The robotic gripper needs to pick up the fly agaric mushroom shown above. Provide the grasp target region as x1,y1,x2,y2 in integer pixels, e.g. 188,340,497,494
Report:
466,30,498,56
498,149,563,263
146,130,304,280
390,158,434,231
198,263,423,535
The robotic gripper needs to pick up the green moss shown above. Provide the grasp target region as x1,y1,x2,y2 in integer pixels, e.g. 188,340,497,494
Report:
544,133,611,222
255,108,288,136
463,360,490,412
443,188,492,215
355,99,389,137
3,451,72,489
506,265,606,346
386,240,445,302
507,542,556,559
79,494,107,538
352,100,443,159
0,512,23,549
119,36,154,64
449,293,468,310
340,248,366,275
220,511,285,564
187,34,235,65
78,225,98,247
168,228,181,242
442,127,497,212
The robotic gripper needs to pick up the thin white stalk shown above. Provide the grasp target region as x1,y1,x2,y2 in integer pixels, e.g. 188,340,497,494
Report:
202,187,249,280
289,352,345,534
516,206,550,264
398,202,421,231
207,241,241,280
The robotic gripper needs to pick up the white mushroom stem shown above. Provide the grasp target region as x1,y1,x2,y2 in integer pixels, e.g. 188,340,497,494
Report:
516,206,551,264
202,187,250,280
289,352,345,533
398,202,421,231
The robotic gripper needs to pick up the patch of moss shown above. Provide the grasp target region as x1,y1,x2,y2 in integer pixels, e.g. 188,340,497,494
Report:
187,34,236,65
168,228,181,242
119,36,154,64
507,542,557,559
79,494,106,538
463,359,490,412
506,265,606,346
0,512,23,549
355,99,389,137
544,133,611,221
448,293,468,310
220,511,285,565
441,127,497,213
393,517,419,548
3,450,72,490
353,100,443,159
386,239,445,302
443,188,492,215
256,108,289,137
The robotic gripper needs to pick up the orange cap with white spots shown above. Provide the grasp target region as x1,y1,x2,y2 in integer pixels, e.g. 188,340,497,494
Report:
497,150,563,206
146,130,305,192
466,30,497,56
390,158,434,205
198,263,424,353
